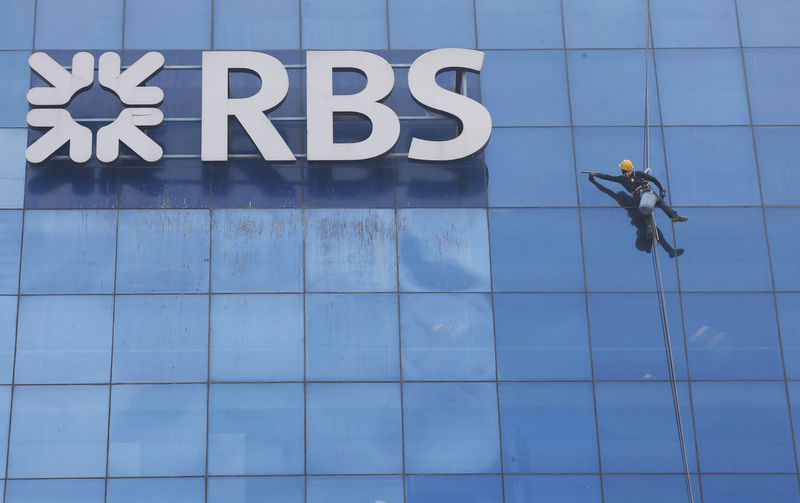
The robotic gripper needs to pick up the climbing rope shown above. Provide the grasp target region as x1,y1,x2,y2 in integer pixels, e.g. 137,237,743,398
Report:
643,0,695,501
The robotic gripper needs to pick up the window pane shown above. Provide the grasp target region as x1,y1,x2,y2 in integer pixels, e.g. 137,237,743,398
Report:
307,476,404,503
35,0,122,49
0,297,15,383
0,0,34,49
106,478,205,503
117,164,210,210
744,49,800,125
388,0,474,49
563,0,645,48
0,210,21,294
214,0,299,50
124,0,211,49
475,0,562,49
602,475,701,503
701,475,800,503
504,475,601,503
779,294,800,379
395,163,486,209
6,479,105,503
651,0,738,47
303,0,387,49
0,52,31,127
406,475,503,503
306,163,395,208
737,0,800,46
0,129,27,208
211,164,302,209
208,477,304,503
755,127,800,205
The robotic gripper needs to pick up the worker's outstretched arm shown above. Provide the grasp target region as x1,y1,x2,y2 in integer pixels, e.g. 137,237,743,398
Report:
589,172,625,183
642,172,666,192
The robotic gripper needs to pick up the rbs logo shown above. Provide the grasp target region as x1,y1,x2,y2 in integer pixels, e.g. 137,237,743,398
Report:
26,49,492,165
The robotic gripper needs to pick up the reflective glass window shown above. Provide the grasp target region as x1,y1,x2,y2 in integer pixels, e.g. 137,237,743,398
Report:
306,294,399,381
400,293,495,381
117,164,210,210
0,297,15,383
307,476,404,503
406,475,503,503
403,382,500,473
210,294,304,381
0,211,22,294
21,210,117,294
395,163,486,209
485,128,576,207
214,0,299,50
305,209,396,292
475,0,562,49
663,127,760,206
674,208,772,291
35,0,122,49
788,382,800,469
5,479,105,503
388,0,474,49
398,209,490,292
701,475,800,503
212,165,302,209
737,0,800,46
106,478,205,503
113,295,208,383
0,0,34,49
25,165,118,210
744,49,800,125
567,50,659,126
563,0,645,48
500,382,598,473
208,477,304,503
209,383,304,475
692,381,795,473
494,293,591,380
124,0,211,49
596,382,695,473
656,49,749,125
0,387,8,473
651,0,739,47
108,384,206,476
116,210,210,294
779,294,800,379
504,475,601,503
481,51,570,127
8,385,108,477
306,163,395,208
490,208,584,292
211,209,303,293
302,0,387,49
15,295,112,384
602,475,701,503
0,129,27,208
307,383,402,474
0,52,31,127
755,127,800,205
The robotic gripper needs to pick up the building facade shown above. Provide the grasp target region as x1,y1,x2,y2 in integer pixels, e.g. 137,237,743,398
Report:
1,0,800,501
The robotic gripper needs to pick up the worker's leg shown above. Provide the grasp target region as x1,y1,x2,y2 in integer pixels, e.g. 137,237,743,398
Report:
656,198,677,218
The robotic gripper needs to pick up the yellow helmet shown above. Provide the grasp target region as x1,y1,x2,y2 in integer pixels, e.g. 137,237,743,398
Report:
619,159,634,171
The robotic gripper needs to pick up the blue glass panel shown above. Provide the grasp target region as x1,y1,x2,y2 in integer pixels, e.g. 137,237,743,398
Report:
125,0,211,49
581,208,679,292
500,382,598,473
0,178,24,210
116,210,210,293
656,49,749,125
109,384,206,476
490,208,584,292
737,0,800,46
651,0,739,47
779,294,800,379
400,293,495,380
211,164,301,208
214,0,299,50
702,475,800,503
504,475,601,503
303,0,387,49
306,294,399,381
485,128,576,207
306,163,395,208
481,51,570,127
568,50,659,126
398,208,490,292
674,208,772,291
113,295,208,383
395,163,486,208
211,209,303,293
0,297,15,383
209,383,304,475
745,49,800,125
495,294,591,380
16,295,112,384
0,129,27,208
307,476,404,503
0,210,22,293
663,127,760,205
755,127,800,205
20,210,116,293
588,293,687,380
0,52,31,127
563,0,645,48
210,294,304,381
6,479,105,503
0,0,34,49
406,475,503,503
35,0,122,49
307,383,402,474
683,293,783,380
8,385,108,477
0,387,8,473
603,475,701,503
209,477,304,503
106,478,205,503
388,0,475,49
692,381,795,473
305,209,396,292
596,382,695,473
25,166,118,209
403,382,500,473
118,165,211,210
475,0,562,49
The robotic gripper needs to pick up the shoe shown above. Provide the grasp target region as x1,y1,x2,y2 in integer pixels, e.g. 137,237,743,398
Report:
669,248,685,258
671,214,688,222
646,224,654,240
